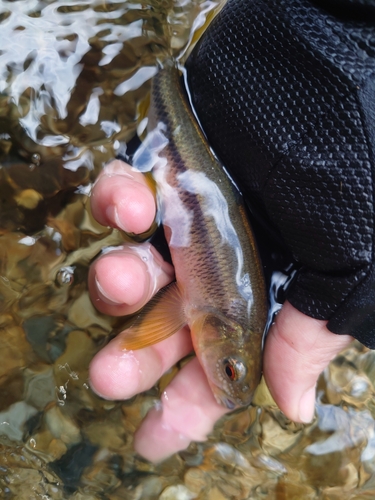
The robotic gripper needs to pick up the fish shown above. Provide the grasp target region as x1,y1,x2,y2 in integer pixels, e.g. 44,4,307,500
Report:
121,62,268,409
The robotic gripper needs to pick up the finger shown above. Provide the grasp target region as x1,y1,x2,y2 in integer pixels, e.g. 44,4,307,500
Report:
89,326,193,401
263,301,353,423
88,242,174,316
91,159,156,234
134,357,229,462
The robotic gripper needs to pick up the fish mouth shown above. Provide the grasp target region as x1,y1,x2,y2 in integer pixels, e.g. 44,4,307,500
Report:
221,397,237,410
212,386,252,410
213,389,239,410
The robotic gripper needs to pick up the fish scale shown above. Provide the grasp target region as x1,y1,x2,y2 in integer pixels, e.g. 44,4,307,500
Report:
151,64,265,320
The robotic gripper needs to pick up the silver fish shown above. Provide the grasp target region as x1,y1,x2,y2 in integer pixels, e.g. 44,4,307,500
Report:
121,63,267,409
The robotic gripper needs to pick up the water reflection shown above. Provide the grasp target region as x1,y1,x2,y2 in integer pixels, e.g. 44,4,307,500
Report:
0,0,375,498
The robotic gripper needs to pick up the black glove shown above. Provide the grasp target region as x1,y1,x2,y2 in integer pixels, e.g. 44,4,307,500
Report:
186,0,375,348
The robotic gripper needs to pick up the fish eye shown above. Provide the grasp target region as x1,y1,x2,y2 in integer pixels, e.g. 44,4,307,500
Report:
223,358,247,382
224,363,236,380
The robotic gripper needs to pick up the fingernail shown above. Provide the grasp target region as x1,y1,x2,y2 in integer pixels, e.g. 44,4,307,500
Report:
95,274,123,305
103,162,134,178
298,386,316,423
105,204,131,233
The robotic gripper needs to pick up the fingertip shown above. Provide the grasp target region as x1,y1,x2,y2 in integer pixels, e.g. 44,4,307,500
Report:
89,343,142,400
133,407,192,463
89,329,193,402
89,243,174,317
109,181,156,234
133,358,228,461
91,160,156,234
94,253,148,307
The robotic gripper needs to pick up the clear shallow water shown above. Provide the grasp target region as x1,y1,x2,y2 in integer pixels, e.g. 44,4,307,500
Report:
0,0,375,498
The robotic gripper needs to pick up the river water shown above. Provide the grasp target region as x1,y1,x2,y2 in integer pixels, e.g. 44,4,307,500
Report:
0,0,375,498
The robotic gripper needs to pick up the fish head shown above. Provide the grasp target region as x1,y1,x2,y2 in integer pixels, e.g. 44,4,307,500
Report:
190,312,263,410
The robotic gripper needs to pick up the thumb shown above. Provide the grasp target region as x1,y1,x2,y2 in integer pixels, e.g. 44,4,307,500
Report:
263,301,353,423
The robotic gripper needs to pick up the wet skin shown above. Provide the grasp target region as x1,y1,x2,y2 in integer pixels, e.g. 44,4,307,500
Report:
88,159,353,463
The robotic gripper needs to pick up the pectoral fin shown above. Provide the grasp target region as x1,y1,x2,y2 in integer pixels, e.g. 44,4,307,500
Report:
120,281,187,350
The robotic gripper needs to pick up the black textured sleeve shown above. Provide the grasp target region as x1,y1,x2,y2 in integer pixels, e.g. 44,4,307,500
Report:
185,0,375,347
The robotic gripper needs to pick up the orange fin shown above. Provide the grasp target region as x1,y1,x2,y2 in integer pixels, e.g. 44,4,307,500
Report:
120,282,186,350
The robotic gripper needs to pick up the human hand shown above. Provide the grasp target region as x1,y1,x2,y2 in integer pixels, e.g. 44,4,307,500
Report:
88,159,353,462
186,0,375,348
